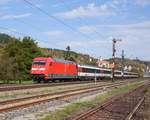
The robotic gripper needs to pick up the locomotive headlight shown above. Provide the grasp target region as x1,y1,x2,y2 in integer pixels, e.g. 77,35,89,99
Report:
40,68,45,70
32,68,37,70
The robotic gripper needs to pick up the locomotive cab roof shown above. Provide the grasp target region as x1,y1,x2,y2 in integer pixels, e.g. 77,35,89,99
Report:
33,57,76,65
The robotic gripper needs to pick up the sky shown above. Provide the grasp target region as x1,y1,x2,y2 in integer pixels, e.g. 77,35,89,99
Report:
0,0,150,61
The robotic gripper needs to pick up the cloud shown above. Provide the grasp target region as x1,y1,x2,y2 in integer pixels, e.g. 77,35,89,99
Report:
54,3,115,19
0,0,13,4
55,39,110,49
103,20,150,44
108,0,120,8
77,26,98,34
132,0,150,6
1,13,32,19
0,6,11,10
44,30,63,36
35,4,42,8
106,20,150,29
116,0,150,6
1,28,17,34
76,20,150,45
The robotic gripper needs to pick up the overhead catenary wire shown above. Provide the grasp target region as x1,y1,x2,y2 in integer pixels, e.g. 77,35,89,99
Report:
12,18,44,33
0,26,27,37
23,0,95,41
59,0,106,58
59,0,103,38
0,26,47,42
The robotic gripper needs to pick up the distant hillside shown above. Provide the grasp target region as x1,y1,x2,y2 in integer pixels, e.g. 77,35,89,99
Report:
106,58,148,72
135,60,150,66
41,48,98,66
0,33,13,56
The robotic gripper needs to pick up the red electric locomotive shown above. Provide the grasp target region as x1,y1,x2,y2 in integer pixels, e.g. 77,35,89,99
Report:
30,57,78,83
30,57,138,83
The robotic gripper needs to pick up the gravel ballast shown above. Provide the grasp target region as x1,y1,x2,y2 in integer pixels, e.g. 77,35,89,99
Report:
0,87,115,120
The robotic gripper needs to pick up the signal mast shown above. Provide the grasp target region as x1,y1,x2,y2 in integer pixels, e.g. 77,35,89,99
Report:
112,38,122,82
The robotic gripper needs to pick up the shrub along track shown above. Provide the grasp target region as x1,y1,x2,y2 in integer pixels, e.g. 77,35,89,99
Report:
0,79,142,92
71,81,150,120
0,79,144,114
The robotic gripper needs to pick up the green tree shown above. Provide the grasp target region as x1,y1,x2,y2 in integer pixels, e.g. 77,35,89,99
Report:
4,37,43,83
68,56,76,62
65,45,71,60
131,67,143,78
0,54,21,83
21,37,42,76
64,45,77,62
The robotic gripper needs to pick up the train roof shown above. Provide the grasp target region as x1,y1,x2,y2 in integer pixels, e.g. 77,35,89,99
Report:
33,57,75,65
53,58,75,65
124,71,138,74
78,64,111,71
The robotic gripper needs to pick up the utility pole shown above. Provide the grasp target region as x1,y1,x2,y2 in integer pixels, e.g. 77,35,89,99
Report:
122,50,124,80
112,38,122,82
94,70,97,85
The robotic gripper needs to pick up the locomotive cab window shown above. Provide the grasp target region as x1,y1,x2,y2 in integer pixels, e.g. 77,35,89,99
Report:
33,61,46,66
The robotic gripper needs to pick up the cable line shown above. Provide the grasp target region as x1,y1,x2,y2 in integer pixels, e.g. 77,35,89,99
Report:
0,26,27,37
23,0,94,40
59,0,102,38
12,18,44,33
0,26,47,42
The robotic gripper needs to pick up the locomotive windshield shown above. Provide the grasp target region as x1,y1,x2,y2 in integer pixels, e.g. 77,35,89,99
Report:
33,61,46,66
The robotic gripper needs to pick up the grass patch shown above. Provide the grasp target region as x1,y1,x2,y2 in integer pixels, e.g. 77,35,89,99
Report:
39,82,143,120
0,80,34,84
143,88,148,93
0,89,53,99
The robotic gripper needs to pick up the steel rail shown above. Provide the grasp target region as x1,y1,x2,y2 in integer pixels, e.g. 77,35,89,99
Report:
125,95,145,120
72,82,149,120
0,78,141,92
0,81,102,92
0,80,139,106
0,81,139,113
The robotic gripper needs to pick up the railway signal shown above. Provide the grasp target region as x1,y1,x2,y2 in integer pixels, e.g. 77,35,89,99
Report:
112,38,122,82
122,50,125,80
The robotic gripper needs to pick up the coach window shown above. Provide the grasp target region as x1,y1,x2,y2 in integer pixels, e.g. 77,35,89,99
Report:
104,70,111,74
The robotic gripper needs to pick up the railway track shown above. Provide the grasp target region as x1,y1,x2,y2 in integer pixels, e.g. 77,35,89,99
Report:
0,80,105,92
0,80,143,114
0,78,142,92
71,81,149,120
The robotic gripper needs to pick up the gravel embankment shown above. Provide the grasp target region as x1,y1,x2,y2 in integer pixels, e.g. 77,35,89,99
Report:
0,82,108,100
0,85,123,120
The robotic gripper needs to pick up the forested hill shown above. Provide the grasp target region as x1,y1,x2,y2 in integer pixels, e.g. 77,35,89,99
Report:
106,58,150,72
0,33,12,44
41,48,97,66
137,60,150,66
